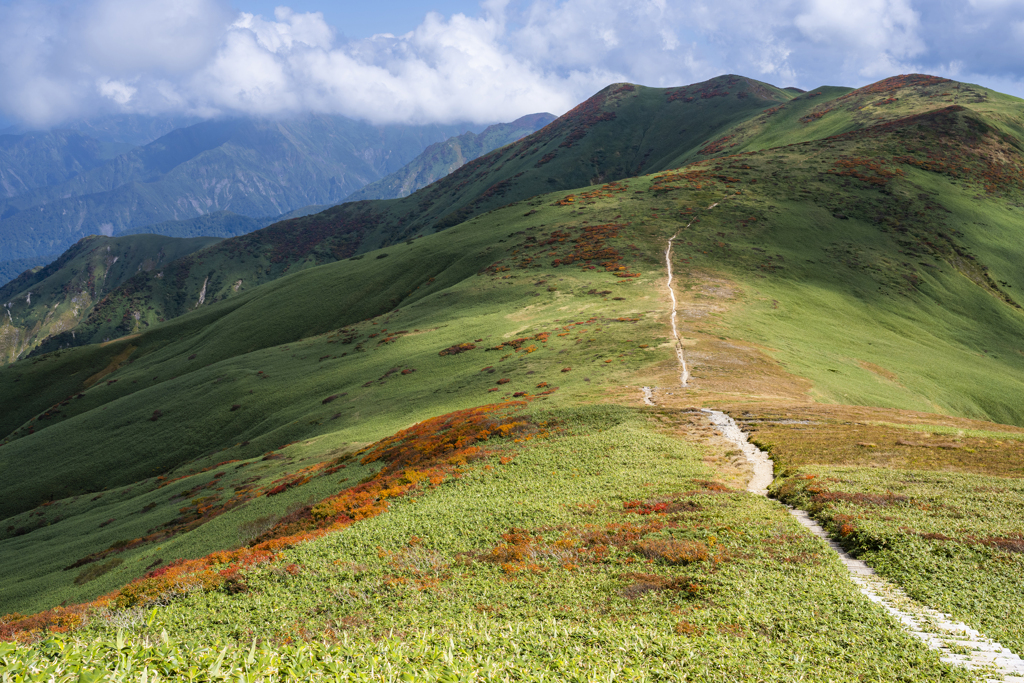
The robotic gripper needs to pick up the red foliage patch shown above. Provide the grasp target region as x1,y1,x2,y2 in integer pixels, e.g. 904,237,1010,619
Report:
438,343,477,356
2,402,551,642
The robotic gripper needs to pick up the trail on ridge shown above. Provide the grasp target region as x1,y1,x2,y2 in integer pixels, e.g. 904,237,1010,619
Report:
641,200,720,402
642,195,1024,680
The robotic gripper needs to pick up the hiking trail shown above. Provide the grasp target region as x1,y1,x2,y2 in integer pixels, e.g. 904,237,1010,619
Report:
643,201,1024,682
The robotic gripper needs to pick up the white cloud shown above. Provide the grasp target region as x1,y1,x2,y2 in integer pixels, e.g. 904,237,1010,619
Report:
80,0,231,76
233,7,334,53
97,78,137,104
1,0,1023,129
795,0,924,77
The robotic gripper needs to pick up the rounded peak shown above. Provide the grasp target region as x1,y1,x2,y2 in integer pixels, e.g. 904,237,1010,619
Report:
848,74,953,97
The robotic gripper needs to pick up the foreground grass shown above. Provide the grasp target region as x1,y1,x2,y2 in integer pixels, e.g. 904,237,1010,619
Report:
1,408,975,681
774,465,1024,657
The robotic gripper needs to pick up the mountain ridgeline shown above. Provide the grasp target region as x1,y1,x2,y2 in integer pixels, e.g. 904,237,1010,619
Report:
20,73,1020,359
347,113,557,201
20,76,799,352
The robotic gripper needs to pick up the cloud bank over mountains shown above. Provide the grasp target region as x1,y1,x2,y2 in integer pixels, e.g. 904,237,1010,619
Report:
2,0,1023,128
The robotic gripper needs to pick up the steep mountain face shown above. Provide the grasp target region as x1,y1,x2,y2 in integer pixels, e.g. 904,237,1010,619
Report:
0,114,553,357
0,116,480,263
347,113,557,201
0,234,220,363
54,114,204,148
0,131,111,200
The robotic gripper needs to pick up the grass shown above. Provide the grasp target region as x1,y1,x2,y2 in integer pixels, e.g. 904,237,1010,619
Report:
0,408,977,681
5,97,1024,618
733,404,1024,477
0,199,675,612
773,465,1024,656
719,402,1024,657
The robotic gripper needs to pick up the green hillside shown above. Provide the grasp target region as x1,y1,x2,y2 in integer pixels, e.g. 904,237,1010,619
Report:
0,234,220,363
31,76,798,352
1,73,1023,680
41,74,1018,358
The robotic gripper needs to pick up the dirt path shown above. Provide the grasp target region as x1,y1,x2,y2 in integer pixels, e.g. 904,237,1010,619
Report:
701,408,772,494
703,409,1024,682
665,229,690,387
647,218,1024,681
662,200,725,391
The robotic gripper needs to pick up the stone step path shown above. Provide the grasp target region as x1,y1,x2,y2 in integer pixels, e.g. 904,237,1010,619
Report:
702,407,1024,683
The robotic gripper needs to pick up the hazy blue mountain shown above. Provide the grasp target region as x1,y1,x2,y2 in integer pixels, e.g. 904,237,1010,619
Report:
0,256,57,285
0,131,111,200
123,211,265,240
0,115,482,263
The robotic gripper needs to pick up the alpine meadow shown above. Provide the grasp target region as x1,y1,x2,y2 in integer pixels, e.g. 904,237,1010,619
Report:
1,73,1024,681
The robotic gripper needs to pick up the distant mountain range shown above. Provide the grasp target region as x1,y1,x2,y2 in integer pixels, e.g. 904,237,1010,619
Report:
0,111,554,284
0,116,478,263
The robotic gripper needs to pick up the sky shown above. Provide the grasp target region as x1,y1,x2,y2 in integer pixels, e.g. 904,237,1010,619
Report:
2,0,1024,130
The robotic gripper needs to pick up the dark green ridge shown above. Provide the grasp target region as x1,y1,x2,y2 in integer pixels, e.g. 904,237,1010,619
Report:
348,112,557,201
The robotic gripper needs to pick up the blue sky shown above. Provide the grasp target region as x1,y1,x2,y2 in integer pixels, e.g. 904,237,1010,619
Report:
2,0,1023,129
232,1,481,39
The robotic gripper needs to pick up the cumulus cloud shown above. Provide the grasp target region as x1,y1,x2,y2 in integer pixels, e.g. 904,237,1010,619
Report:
1,0,1023,129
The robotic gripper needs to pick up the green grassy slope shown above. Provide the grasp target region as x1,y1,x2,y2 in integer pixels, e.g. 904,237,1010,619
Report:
1,409,974,681
2,74,1024,680
4,93,1024,616
0,234,221,363
0,192,674,611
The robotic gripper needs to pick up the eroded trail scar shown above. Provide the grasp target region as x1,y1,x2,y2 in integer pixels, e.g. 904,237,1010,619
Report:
701,408,772,495
703,408,1024,682
665,232,689,388
641,199,729,406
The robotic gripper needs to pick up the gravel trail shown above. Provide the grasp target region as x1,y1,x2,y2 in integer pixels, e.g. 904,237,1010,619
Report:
644,213,1024,681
